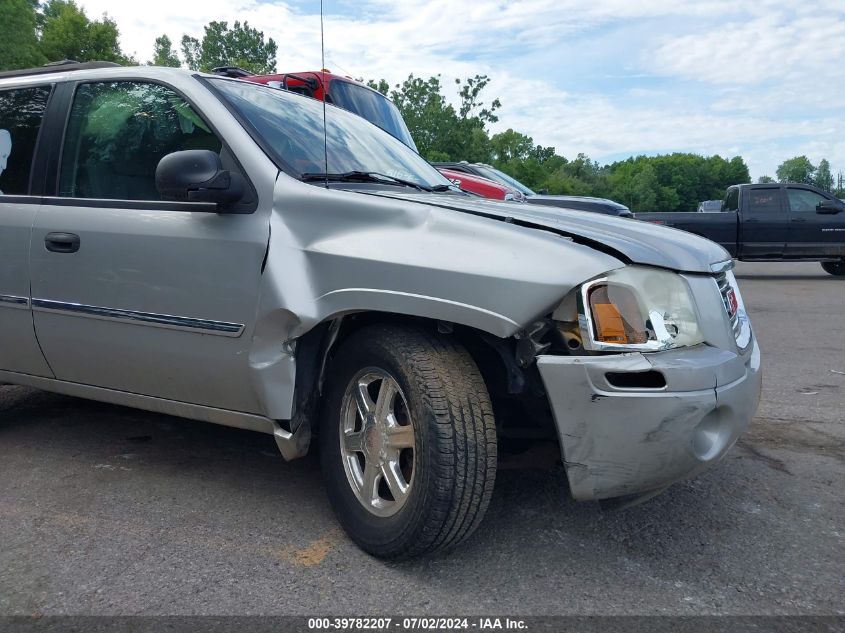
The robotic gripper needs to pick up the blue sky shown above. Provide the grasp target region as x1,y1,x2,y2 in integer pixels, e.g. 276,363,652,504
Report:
80,0,845,180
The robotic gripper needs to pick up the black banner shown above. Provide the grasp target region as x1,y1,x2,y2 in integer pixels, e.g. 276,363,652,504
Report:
0,616,842,633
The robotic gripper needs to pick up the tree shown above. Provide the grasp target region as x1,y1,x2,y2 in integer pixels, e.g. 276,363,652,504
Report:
814,158,833,192
0,0,46,70
609,160,658,211
388,74,455,160
37,0,134,64
180,21,276,74
180,35,201,71
725,156,751,185
385,73,502,162
150,34,180,67
757,175,775,183
490,129,535,163
365,79,389,96
451,75,499,163
835,172,845,199
602,153,748,212
455,75,500,123
776,155,815,184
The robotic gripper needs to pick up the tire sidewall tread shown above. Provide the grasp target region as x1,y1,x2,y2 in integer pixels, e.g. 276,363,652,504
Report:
319,324,497,559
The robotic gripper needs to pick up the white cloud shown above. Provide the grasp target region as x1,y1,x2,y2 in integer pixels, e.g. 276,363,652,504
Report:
493,78,843,161
650,13,845,87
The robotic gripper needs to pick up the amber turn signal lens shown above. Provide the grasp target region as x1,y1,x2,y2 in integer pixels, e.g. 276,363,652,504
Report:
591,302,627,343
588,284,649,345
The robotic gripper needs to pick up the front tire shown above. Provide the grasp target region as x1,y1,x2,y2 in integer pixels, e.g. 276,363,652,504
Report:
821,260,845,276
320,324,497,559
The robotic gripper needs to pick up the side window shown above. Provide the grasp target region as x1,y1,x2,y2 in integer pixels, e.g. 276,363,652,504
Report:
748,188,780,213
59,81,221,201
787,188,827,213
0,86,52,196
723,187,739,212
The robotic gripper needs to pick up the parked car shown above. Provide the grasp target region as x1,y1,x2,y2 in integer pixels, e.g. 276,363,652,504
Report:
0,63,761,558
698,200,723,212
437,167,524,201
434,161,633,216
636,183,845,276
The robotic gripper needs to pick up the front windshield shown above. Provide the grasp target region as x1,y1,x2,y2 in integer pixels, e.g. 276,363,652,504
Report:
474,165,536,196
209,78,449,190
329,80,418,152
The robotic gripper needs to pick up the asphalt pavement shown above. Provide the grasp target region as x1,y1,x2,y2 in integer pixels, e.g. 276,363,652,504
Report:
0,261,842,616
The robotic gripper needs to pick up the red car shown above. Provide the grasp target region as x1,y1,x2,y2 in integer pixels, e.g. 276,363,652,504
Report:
437,167,524,202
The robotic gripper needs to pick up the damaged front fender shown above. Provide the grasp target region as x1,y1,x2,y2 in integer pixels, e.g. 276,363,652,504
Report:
248,178,625,422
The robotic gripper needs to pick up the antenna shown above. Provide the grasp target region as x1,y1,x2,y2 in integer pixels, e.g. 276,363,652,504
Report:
320,0,329,188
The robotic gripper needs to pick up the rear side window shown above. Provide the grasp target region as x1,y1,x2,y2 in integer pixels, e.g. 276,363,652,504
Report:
723,188,739,212
748,188,780,213
787,188,827,213
0,86,52,196
59,81,221,201
329,79,418,151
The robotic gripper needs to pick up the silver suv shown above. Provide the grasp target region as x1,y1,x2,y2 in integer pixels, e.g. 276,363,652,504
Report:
0,64,761,558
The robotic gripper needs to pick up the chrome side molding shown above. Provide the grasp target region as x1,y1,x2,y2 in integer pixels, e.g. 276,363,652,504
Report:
0,294,29,309
31,298,244,337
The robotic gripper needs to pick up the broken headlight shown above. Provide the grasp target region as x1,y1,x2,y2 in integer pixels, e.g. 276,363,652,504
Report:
563,266,705,352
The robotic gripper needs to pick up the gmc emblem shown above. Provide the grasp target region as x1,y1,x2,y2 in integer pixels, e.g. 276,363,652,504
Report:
726,288,739,316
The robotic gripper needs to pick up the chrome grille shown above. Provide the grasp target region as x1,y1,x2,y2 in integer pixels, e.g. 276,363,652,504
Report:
715,272,742,338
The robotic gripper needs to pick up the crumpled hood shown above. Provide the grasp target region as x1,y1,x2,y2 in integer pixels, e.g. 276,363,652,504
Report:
366,191,730,274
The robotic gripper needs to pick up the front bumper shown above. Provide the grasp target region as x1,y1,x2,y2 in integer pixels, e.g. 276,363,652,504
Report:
536,339,762,501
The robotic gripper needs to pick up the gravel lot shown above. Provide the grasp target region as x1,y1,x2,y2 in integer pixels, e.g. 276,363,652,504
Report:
0,261,842,616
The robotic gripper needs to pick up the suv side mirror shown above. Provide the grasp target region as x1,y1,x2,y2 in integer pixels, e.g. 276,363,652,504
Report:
817,199,844,215
156,150,244,207
537,188,549,195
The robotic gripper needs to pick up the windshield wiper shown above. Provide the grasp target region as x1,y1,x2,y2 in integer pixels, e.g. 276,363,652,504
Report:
301,171,433,192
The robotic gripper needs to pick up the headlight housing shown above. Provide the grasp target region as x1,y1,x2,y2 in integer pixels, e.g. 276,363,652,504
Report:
574,266,705,352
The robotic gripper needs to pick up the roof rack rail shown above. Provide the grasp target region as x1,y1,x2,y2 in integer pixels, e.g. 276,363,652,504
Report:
0,60,122,80
211,67,255,78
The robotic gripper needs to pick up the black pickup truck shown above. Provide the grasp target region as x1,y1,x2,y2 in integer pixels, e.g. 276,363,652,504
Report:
636,183,845,276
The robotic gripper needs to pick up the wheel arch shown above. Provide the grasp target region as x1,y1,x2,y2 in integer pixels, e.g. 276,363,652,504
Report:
284,311,529,459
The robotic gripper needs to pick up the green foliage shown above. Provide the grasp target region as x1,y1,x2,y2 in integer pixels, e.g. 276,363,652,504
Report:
0,0,46,70
776,155,815,184
384,74,500,163
39,0,131,64
388,74,458,160
757,175,775,183
835,172,845,199
180,21,276,74
364,79,390,96
604,154,749,212
490,129,535,162
455,75,500,123
180,36,200,71
507,151,748,212
150,34,180,67
814,158,833,192
775,155,838,191
0,0,136,70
